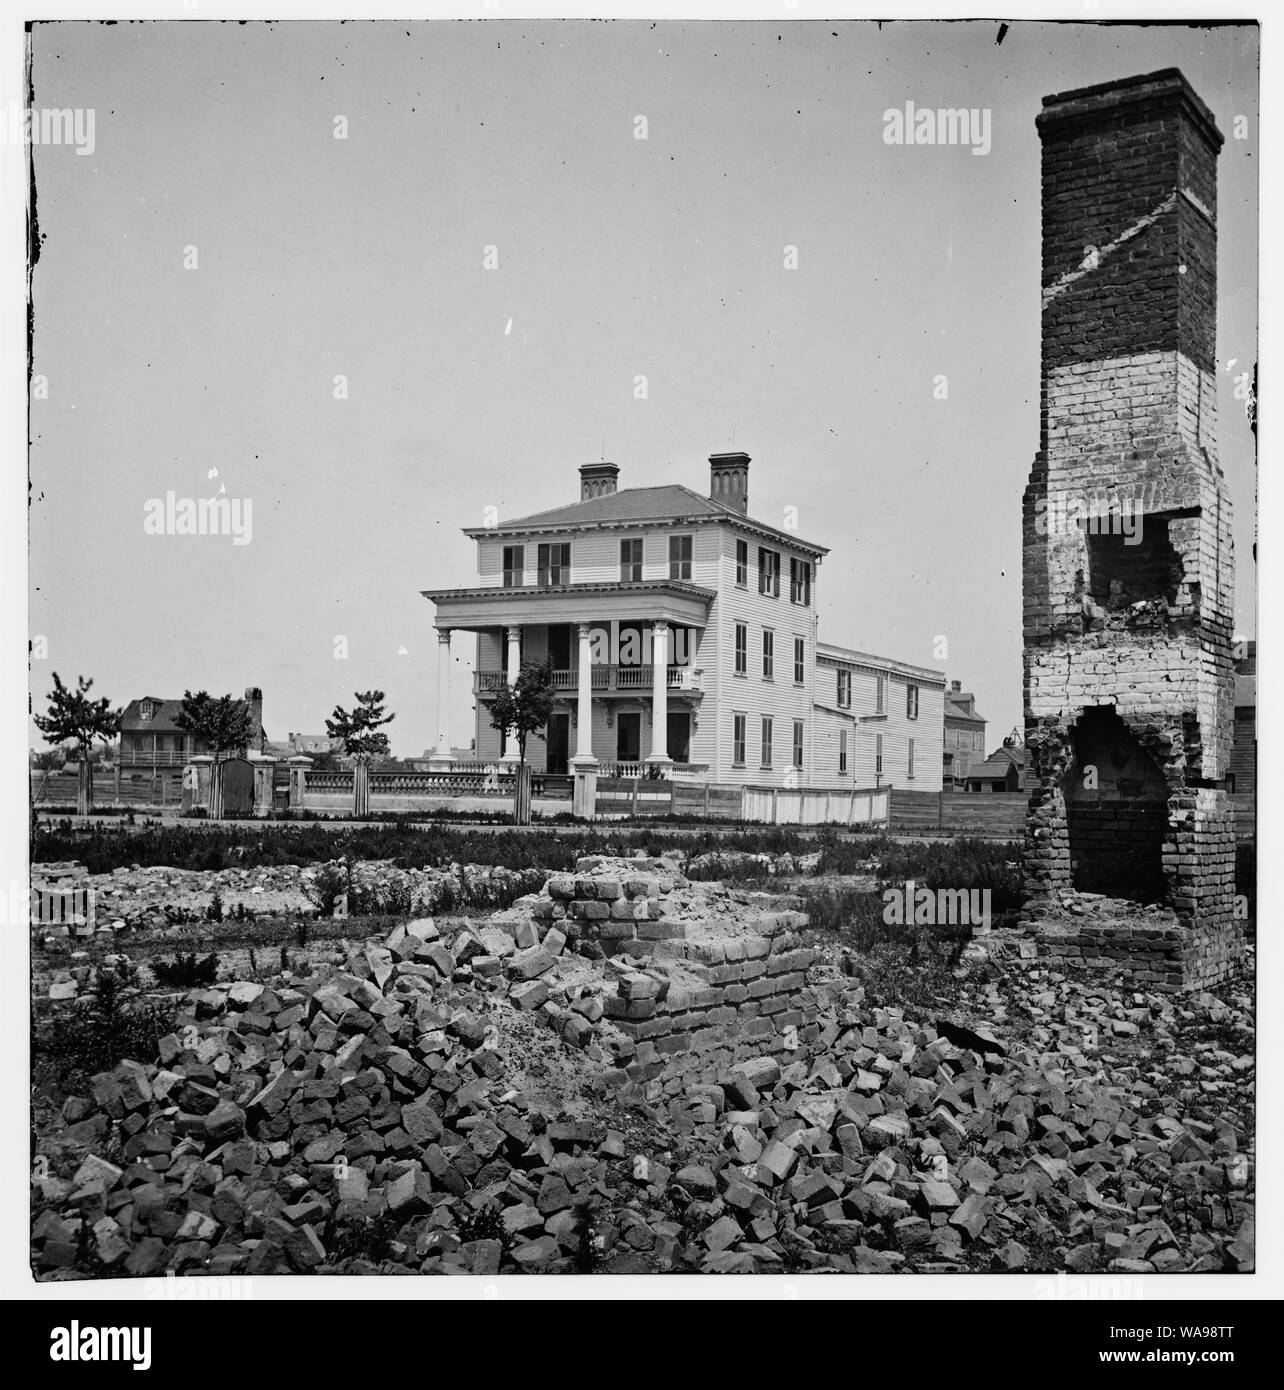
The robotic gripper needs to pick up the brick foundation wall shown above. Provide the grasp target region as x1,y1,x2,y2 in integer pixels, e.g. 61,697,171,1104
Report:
532,856,819,1092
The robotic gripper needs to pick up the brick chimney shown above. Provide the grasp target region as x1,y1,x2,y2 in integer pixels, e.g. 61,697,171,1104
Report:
243,687,264,751
1021,69,1239,990
709,452,749,514
579,462,619,500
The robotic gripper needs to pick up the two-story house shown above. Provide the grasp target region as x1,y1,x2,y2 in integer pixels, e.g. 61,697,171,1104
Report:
423,453,943,789
118,687,267,799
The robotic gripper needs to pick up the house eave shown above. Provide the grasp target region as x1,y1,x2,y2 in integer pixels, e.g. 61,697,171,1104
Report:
461,513,829,558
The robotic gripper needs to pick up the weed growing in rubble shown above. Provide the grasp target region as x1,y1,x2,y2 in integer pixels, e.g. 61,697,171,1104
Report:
457,1203,514,1257
328,1213,399,1266
32,969,176,1092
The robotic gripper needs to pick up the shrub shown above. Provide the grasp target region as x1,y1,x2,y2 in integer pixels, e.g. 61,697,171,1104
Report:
150,952,219,989
306,862,349,917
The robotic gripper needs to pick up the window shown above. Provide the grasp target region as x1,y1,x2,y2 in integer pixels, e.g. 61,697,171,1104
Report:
758,547,780,597
502,545,524,588
908,737,916,778
761,717,773,768
669,534,693,581
790,557,812,605
875,733,884,777
619,538,643,583
733,713,746,767
876,674,886,714
537,542,570,587
907,683,919,720
793,720,805,770
735,538,749,587
839,729,848,774
762,629,774,680
138,702,153,723
734,622,748,676
794,637,806,685
837,669,851,708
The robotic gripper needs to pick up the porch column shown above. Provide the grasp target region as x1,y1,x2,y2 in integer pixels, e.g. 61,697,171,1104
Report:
430,628,452,768
572,621,597,768
501,624,521,763
647,622,672,771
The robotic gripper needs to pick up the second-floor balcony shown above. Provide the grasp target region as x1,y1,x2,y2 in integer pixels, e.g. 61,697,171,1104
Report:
475,664,701,696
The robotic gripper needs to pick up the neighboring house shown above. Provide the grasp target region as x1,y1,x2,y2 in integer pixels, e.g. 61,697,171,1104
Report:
943,680,987,788
813,645,946,790
965,742,1026,793
423,453,944,789
118,687,267,769
1229,640,1255,797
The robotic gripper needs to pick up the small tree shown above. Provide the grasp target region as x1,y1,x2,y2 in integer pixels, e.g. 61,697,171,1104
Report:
33,674,120,815
175,691,254,820
489,660,556,825
326,690,395,817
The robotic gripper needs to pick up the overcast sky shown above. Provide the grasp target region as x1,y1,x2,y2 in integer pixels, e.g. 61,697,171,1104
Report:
28,18,1258,757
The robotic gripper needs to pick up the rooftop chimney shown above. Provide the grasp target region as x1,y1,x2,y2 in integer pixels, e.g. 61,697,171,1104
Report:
951,680,962,692
709,451,750,514
579,462,619,500
243,687,264,750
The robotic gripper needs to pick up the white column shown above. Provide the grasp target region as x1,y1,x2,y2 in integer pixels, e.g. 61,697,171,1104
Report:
572,621,597,767
431,628,452,767
647,622,671,769
501,625,521,763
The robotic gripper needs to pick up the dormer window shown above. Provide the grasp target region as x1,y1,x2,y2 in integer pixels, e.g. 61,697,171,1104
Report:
139,701,154,723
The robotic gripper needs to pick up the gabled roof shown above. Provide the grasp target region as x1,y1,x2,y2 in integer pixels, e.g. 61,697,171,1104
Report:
465,484,828,556
966,752,1023,782
120,697,188,733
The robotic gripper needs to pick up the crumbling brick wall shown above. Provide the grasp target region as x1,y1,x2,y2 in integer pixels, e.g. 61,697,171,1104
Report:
533,857,819,1094
1020,70,1240,990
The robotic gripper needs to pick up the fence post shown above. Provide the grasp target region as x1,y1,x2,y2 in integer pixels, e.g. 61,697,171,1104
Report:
770,787,779,825
703,783,711,818
632,778,640,817
938,790,944,829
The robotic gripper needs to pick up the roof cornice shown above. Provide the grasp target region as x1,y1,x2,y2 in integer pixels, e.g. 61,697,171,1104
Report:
462,512,829,557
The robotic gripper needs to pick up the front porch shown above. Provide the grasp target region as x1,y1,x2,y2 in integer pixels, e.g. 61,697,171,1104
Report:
422,580,715,777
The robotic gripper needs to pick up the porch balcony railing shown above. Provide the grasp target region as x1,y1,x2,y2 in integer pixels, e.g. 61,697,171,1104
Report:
474,665,698,695
118,749,192,767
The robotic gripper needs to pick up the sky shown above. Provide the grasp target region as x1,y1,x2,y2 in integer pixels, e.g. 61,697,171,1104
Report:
27,18,1259,757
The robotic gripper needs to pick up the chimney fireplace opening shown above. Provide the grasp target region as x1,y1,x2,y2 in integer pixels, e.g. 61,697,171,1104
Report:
1066,705,1169,903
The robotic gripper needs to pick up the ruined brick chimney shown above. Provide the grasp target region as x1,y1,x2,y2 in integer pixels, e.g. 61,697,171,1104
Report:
709,451,749,514
579,462,619,500
1021,70,1240,990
